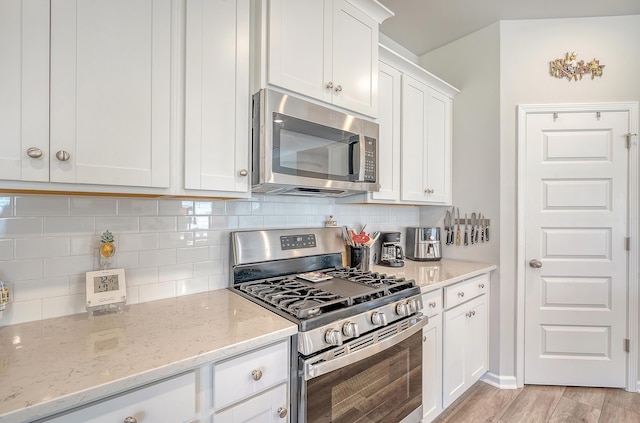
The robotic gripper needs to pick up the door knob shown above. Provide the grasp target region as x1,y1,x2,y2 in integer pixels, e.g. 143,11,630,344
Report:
529,259,542,268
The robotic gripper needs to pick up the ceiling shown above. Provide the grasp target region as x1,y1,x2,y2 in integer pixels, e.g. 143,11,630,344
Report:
377,0,640,56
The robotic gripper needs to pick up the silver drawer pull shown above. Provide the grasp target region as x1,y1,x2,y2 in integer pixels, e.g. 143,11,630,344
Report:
466,310,476,318
458,291,465,298
239,169,248,176
252,369,263,381
428,301,437,308
124,417,137,423
479,283,485,289
277,407,288,419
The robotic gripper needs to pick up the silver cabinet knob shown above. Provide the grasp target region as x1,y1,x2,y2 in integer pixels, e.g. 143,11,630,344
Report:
428,301,437,308
371,311,387,326
529,259,543,268
325,81,334,89
124,417,137,423
26,147,44,159
239,169,248,177
324,328,343,346
277,407,288,419
251,369,263,381
479,283,485,289
342,321,359,338
55,150,71,162
334,85,342,93
458,291,465,298
424,188,434,194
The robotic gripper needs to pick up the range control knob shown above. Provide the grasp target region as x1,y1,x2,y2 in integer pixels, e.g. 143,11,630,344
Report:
371,311,388,326
396,302,411,317
407,298,421,313
324,329,343,346
342,321,359,338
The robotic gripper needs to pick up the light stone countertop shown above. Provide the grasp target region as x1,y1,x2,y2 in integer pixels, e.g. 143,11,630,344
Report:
372,259,497,292
0,290,297,423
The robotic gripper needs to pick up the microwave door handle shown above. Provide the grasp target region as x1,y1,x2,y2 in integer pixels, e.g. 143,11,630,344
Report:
348,134,362,181
358,134,366,181
302,314,428,381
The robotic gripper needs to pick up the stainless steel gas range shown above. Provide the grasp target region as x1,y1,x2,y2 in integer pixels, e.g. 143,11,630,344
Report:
231,227,426,423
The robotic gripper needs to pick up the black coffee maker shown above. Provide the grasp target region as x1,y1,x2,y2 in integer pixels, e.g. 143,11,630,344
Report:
376,232,404,267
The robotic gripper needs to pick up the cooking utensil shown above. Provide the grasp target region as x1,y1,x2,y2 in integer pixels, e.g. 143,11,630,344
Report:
474,214,480,243
485,219,490,242
470,212,476,244
455,208,461,246
463,213,468,246
480,215,485,243
444,210,451,245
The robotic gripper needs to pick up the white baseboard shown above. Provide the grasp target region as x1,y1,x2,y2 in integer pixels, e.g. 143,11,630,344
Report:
481,372,518,390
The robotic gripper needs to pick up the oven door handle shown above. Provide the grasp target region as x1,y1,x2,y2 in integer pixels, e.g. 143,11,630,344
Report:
302,314,428,381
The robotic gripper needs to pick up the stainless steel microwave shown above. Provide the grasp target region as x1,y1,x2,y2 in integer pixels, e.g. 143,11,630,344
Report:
251,89,380,197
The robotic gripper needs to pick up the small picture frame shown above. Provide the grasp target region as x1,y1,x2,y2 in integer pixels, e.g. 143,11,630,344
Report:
86,268,126,315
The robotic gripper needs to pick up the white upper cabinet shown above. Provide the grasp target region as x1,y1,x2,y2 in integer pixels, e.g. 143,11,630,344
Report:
266,0,391,117
184,0,250,196
0,0,50,182
50,0,171,188
401,75,452,204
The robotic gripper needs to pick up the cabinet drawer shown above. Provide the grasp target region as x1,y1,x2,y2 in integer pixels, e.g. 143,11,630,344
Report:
45,371,196,423
422,289,442,317
214,383,288,423
444,273,489,310
213,340,289,410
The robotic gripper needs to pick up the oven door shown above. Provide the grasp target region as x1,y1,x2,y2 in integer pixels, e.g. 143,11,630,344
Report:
298,314,426,423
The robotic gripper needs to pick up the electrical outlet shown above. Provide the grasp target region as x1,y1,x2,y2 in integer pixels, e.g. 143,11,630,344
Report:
0,280,10,312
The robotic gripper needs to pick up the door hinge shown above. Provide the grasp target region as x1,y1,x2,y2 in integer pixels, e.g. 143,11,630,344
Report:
624,338,630,352
625,237,631,251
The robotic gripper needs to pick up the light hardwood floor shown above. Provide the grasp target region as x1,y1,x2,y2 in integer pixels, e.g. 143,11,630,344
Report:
432,382,640,423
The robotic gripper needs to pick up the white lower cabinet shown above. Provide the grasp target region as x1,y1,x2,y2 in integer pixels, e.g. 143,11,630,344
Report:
44,371,197,423
422,310,442,423
442,283,488,408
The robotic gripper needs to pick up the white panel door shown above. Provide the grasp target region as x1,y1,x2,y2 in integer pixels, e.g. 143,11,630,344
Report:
0,0,49,182
50,0,171,187
524,110,629,387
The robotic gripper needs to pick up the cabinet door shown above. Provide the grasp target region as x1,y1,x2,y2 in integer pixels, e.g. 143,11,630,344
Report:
422,313,442,423
466,295,488,383
331,0,378,117
442,299,467,408
0,0,49,182
214,383,288,423
50,0,171,187
268,0,330,104
45,372,196,423
401,75,452,204
184,0,250,193
372,60,401,201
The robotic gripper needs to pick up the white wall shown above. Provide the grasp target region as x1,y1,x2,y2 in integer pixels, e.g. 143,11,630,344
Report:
419,14,640,385
0,194,420,326
419,23,505,381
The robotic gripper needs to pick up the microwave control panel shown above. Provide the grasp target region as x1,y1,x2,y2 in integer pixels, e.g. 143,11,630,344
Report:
364,136,376,182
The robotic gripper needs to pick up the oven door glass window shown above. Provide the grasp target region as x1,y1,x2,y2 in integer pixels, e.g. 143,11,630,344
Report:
304,330,422,423
272,113,360,181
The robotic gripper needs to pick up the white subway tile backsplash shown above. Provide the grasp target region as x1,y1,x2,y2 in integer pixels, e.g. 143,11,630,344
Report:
0,239,14,260
0,193,419,326
119,198,158,216
13,277,69,302
42,293,86,319
139,249,177,268
138,280,176,303
0,197,13,217
44,255,94,278
177,246,209,264
15,237,71,259
0,258,44,281
71,197,117,216
0,217,43,238
140,216,177,233
95,217,139,234
44,217,94,236
158,199,194,216
15,196,70,216
159,263,193,282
